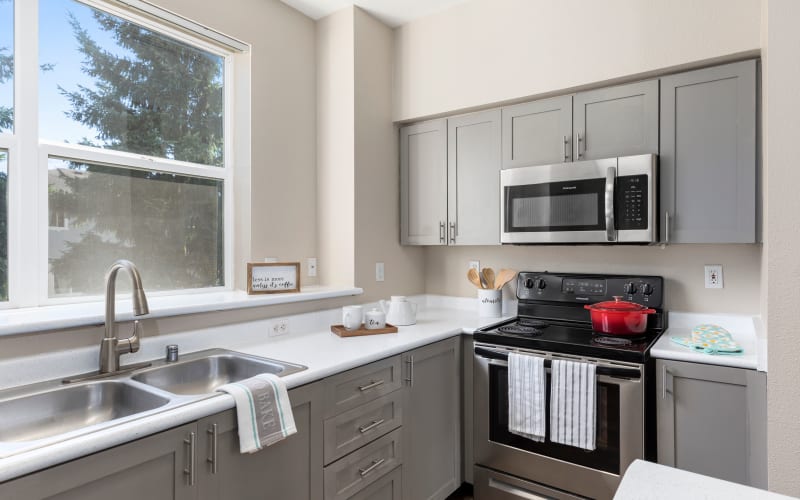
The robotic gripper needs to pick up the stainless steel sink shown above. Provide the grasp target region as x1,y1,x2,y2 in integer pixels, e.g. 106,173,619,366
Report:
131,350,307,395
0,381,169,443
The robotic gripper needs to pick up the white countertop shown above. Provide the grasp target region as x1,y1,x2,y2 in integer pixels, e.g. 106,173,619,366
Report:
651,312,765,371
0,296,510,482
615,460,793,500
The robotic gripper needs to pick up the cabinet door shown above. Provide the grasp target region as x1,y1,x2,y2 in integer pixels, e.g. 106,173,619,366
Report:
197,382,324,500
447,110,501,245
573,80,658,160
656,359,766,487
501,95,572,169
660,61,757,243
403,337,461,500
0,423,195,500
400,119,447,245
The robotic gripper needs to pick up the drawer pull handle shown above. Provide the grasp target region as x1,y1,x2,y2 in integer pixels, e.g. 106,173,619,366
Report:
358,380,385,392
358,419,385,434
359,458,385,477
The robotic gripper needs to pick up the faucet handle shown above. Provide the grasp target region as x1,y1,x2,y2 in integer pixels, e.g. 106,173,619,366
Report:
117,320,142,355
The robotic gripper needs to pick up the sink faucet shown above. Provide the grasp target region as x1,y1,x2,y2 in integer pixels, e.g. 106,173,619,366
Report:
99,260,150,374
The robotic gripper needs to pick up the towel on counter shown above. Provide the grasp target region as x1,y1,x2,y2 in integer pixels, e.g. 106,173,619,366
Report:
217,373,296,453
508,352,546,442
550,359,596,451
671,324,743,355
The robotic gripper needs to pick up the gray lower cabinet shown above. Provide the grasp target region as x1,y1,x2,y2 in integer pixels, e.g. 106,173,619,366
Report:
501,95,573,168
573,79,659,161
197,381,324,500
660,60,757,243
0,423,196,500
402,337,462,500
656,359,767,488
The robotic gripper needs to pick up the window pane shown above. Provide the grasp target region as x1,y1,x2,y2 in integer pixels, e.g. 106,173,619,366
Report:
39,0,225,166
0,0,13,133
48,158,224,297
0,150,7,301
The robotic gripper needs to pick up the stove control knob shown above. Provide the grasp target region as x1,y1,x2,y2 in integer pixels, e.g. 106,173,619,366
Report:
641,283,654,295
534,278,547,290
524,278,535,289
623,282,637,294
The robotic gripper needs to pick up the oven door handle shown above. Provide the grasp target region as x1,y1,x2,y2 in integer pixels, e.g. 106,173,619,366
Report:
474,346,641,379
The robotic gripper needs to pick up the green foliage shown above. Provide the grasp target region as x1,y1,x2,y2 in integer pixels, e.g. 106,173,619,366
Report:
49,5,225,295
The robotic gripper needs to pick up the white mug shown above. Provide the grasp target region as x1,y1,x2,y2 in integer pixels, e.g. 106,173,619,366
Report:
364,309,387,330
342,305,363,330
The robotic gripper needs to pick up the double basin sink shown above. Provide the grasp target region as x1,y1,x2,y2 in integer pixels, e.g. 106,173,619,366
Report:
0,349,306,457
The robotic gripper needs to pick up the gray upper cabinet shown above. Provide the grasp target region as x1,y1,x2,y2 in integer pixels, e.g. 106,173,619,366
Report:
403,338,461,500
400,119,448,245
447,109,501,245
656,359,767,489
502,95,573,168
573,80,659,160
660,60,757,243
0,423,196,500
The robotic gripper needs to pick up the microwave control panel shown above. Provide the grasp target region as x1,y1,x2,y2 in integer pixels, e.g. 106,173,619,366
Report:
615,175,648,230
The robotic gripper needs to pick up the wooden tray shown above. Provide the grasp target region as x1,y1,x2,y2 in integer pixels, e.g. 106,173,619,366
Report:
331,323,399,337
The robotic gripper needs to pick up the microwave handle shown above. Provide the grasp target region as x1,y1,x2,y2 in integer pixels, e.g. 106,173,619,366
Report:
605,166,616,242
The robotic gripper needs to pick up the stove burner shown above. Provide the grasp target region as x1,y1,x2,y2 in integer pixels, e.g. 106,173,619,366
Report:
519,319,549,329
592,336,634,346
498,324,543,337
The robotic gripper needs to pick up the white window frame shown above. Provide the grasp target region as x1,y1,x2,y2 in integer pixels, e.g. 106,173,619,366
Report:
1,0,241,309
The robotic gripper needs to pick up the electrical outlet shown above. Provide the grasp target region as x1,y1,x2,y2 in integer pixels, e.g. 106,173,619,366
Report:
704,265,724,289
376,262,385,282
268,318,290,337
307,257,317,277
469,260,480,272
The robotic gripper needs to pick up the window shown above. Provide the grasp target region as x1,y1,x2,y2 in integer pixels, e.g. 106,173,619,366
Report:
1,0,244,307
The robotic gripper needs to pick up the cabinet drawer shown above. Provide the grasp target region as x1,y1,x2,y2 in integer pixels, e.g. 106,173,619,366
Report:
324,429,402,500
347,466,401,500
324,391,403,465
324,356,402,417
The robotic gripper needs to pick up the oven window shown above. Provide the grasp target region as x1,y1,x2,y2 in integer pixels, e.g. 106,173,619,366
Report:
504,178,605,232
488,364,621,474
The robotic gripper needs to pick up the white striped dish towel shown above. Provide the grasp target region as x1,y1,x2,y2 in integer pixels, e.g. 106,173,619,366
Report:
507,352,546,442
549,359,596,451
217,373,297,454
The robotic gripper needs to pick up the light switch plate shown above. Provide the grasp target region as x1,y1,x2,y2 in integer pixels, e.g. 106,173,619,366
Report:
376,262,385,282
307,257,317,277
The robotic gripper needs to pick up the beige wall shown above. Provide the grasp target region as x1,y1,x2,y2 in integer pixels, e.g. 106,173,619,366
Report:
763,0,800,494
394,0,762,121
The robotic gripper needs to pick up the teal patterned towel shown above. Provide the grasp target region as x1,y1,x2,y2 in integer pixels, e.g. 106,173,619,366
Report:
671,324,743,355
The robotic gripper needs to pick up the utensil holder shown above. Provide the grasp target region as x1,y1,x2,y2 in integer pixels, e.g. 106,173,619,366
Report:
478,289,502,317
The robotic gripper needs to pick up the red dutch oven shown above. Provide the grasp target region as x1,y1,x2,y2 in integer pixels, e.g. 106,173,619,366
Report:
584,296,656,335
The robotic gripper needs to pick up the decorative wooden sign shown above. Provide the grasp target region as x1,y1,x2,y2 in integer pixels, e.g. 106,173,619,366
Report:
247,262,301,294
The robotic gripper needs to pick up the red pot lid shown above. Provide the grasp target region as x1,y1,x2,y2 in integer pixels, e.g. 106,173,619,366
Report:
586,296,651,312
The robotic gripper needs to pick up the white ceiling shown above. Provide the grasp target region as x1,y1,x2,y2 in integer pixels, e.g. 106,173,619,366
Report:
279,0,470,27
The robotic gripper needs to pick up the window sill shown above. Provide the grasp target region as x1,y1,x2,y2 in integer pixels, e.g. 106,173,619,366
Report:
0,286,364,337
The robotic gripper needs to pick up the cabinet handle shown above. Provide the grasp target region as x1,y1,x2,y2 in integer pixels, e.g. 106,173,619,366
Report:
184,431,196,486
358,419,386,434
449,222,456,244
207,423,218,474
404,356,414,386
664,210,671,244
563,135,570,161
359,458,385,477
439,221,445,243
577,132,584,159
662,365,670,399
358,379,385,392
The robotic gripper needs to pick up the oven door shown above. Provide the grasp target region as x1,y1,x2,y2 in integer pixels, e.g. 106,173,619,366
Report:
500,154,656,244
474,344,644,500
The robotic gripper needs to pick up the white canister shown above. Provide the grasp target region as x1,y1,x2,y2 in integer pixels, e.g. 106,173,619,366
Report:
364,309,387,330
478,289,502,318
342,305,363,330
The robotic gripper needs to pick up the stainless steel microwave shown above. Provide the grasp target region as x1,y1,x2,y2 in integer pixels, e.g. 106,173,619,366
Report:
500,154,657,244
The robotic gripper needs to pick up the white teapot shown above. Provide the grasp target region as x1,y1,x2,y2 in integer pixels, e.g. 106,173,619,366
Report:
379,296,417,326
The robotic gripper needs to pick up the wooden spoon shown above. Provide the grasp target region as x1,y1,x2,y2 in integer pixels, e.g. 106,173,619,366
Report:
482,268,495,290
494,269,517,290
467,268,484,289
